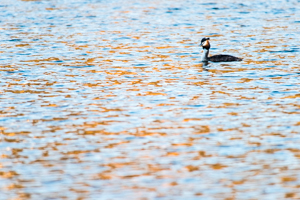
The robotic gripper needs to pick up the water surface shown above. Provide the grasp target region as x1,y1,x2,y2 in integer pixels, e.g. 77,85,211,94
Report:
1,0,300,199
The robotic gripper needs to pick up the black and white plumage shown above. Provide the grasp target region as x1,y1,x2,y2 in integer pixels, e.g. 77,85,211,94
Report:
200,37,242,62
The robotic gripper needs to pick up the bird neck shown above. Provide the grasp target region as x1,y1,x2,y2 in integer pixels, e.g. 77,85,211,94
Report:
201,48,209,62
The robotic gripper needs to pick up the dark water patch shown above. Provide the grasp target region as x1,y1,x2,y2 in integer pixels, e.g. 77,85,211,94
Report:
269,49,298,53
75,41,88,44
63,65,95,68
186,105,205,108
211,7,228,10
8,38,22,42
239,11,250,14
265,73,297,78
133,63,148,67
201,3,217,5
168,7,181,11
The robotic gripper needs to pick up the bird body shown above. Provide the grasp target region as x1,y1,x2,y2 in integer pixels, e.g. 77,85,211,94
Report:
208,54,242,62
200,38,242,62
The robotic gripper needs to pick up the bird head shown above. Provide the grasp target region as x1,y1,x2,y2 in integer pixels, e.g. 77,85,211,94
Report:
200,37,210,49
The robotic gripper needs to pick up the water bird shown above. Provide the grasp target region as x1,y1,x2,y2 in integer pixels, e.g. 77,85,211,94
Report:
200,37,242,62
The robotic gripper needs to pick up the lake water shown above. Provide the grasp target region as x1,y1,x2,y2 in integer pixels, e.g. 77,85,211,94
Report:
1,0,300,199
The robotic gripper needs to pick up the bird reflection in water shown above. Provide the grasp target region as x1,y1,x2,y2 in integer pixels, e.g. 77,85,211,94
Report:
201,61,210,71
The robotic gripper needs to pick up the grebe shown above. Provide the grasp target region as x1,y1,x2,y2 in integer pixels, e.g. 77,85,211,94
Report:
200,37,242,62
